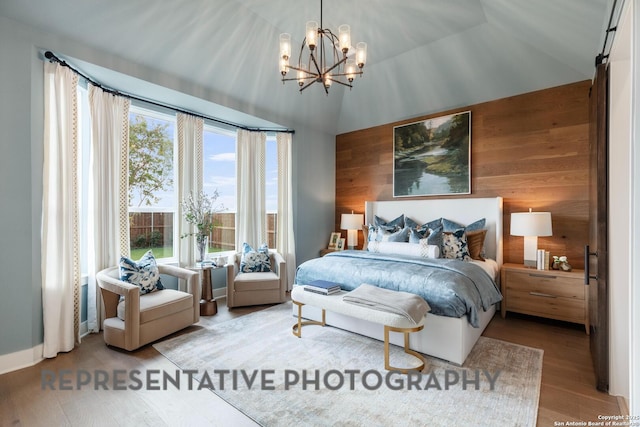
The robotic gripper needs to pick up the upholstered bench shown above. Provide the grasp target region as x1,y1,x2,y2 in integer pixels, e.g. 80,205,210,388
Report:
291,286,427,373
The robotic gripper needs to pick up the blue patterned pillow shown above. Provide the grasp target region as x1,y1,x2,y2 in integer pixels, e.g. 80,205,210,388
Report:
119,250,164,295
409,225,443,248
240,243,272,273
427,225,444,249
376,226,409,242
374,214,405,231
405,217,442,231
442,217,486,232
441,229,471,261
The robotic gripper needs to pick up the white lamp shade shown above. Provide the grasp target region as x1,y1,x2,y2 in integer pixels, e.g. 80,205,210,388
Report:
510,211,552,237
340,213,364,230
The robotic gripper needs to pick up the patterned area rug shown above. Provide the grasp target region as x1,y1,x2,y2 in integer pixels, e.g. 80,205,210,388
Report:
154,302,542,427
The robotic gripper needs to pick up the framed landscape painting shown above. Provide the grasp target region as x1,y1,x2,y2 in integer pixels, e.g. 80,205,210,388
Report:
393,111,471,197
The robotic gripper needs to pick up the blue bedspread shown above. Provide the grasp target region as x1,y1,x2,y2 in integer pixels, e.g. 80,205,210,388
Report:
294,250,502,327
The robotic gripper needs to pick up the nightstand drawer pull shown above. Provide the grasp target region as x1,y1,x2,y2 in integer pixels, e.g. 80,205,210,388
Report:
528,273,557,279
529,291,557,298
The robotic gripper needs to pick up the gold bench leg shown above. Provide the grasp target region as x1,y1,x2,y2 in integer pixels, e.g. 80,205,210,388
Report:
384,324,426,373
292,300,326,338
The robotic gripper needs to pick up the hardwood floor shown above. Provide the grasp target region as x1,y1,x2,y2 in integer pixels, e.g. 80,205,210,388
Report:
483,313,622,425
1,298,622,427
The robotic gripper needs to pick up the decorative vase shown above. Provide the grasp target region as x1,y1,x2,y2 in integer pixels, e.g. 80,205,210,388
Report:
560,261,572,272
196,234,208,263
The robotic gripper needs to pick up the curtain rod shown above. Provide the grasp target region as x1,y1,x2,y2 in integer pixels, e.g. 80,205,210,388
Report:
43,51,295,134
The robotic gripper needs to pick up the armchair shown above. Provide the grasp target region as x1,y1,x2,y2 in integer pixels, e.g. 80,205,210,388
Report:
225,250,287,308
96,264,200,351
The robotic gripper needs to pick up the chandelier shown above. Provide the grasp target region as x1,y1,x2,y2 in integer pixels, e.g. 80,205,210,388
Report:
279,0,367,94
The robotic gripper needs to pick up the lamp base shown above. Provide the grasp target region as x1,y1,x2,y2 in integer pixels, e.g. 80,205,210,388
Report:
523,235,538,269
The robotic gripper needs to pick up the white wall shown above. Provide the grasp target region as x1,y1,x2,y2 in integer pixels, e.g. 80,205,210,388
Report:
607,0,635,405
0,14,335,363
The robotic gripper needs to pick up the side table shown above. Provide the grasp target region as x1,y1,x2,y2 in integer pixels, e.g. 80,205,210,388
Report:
500,262,588,333
319,248,339,257
189,264,219,316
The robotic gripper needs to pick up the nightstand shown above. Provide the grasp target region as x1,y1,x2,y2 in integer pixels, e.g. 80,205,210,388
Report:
319,248,339,257
500,263,589,334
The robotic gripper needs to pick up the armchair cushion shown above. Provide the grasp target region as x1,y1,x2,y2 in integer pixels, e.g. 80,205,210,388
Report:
117,289,194,322
239,243,271,273
119,250,164,294
233,271,281,291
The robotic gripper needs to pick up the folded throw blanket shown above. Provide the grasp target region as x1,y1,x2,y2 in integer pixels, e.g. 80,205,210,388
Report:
342,284,430,325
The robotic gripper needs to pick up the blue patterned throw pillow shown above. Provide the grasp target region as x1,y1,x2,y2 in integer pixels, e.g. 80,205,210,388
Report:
442,217,486,233
441,229,471,261
119,250,164,294
374,214,405,231
376,226,410,242
240,243,272,273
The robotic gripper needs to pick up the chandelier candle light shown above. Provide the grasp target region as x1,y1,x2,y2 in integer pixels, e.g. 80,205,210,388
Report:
279,0,367,94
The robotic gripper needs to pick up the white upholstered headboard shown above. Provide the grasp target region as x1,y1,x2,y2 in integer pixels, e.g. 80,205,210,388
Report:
365,197,503,268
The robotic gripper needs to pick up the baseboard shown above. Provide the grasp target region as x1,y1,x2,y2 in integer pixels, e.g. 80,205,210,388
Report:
213,287,226,300
0,344,44,375
617,395,629,416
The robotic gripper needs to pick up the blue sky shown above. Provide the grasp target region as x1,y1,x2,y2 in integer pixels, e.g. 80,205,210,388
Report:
128,111,278,213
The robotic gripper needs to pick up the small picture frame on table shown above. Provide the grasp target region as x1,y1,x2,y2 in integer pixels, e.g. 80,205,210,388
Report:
336,238,346,251
328,232,341,249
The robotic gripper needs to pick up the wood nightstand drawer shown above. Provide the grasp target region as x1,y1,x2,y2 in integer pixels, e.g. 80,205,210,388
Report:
504,271,584,300
506,289,585,323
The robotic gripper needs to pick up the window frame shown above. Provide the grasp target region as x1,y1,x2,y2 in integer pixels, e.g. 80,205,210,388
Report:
128,104,179,263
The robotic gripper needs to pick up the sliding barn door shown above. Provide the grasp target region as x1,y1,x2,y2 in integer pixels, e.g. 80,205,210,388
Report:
587,62,609,392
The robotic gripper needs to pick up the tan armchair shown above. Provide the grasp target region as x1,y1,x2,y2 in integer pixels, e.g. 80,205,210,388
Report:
225,250,287,308
96,264,200,351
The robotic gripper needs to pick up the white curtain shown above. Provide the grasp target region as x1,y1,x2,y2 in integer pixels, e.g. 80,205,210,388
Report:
86,85,130,333
177,113,204,266
276,132,296,289
236,129,266,249
42,62,81,358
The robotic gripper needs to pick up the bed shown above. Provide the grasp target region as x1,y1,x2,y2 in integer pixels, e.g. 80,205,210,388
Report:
293,196,504,365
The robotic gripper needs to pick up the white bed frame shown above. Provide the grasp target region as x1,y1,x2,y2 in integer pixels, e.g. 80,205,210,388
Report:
297,196,503,366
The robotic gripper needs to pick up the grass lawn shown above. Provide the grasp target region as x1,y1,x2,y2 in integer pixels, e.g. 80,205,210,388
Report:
130,246,225,260
130,247,173,260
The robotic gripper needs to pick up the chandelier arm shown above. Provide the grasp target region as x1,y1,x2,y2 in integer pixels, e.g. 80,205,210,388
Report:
287,64,313,74
326,78,353,89
309,52,323,78
322,55,348,75
281,75,315,83
298,79,318,92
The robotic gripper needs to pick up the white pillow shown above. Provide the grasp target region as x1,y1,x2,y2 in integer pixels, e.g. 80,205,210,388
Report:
367,241,439,259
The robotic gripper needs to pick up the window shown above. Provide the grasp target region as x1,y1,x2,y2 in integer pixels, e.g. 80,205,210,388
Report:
265,135,278,248
203,126,236,253
203,127,279,253
128,106,177,260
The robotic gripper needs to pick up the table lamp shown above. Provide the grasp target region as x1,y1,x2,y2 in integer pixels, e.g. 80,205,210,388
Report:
510,209,553,268
340,212,364,250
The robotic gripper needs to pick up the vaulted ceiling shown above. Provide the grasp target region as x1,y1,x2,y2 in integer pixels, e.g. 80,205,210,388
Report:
0,0,610,135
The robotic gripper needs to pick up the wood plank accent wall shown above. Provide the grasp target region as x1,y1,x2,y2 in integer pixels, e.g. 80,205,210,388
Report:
335,80,591,269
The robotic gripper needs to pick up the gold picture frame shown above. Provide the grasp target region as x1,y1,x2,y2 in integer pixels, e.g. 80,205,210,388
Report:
393,110,471,197
328,232,341,249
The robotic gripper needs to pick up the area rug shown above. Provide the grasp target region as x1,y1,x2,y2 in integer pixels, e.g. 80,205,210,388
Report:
153,302,542,427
